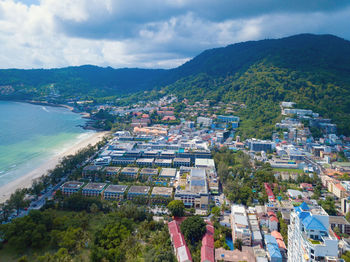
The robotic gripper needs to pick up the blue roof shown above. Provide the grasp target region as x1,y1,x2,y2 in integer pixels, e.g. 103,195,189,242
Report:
265,235,278,247
302,216,327,231
267,243,282,258
300,202,310,211
298,211,310,221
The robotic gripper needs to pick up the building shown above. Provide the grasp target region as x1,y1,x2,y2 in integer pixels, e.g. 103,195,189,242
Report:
288,202,338,262
140,168,158,177
197,117,213,127
173,158,191,167
264,234,282,262
103,185,128,200
217,115,240,123
329,216,350,235
151,187,173,204
82,165,103,177
103,166,121,177
136,158,154,167
201,222,214,262
168,220,192,262
61,181,84,195
154,158,173,167
271,231,287,257
82,183,107,197
214,247,255,262
341,197,350,214
120,167,139,178
264,183,276,202
159,168,177,179
127,185,150,200
195,158,215,169
268,211,278,232
247,139,274,152
231,205,251,246
332,182,347,199
174,168,209,210
288,189,304,200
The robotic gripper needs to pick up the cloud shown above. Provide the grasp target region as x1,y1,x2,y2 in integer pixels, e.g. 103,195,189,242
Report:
1,0,350,69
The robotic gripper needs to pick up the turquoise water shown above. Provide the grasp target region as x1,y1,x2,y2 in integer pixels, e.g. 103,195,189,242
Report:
0,101,91,187
225,237,234,250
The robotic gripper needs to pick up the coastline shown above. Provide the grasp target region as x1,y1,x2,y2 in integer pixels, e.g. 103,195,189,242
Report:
0,99,93,128
0,131,109,204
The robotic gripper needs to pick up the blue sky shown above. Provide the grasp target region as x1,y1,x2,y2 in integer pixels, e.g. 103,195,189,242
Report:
1,0,350,69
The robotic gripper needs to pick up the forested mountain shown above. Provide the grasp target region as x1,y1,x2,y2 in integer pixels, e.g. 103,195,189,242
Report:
162,34,350,137
1,34,350,136
0,66,165,99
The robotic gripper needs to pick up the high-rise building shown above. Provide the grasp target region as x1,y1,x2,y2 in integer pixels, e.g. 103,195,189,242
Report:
288,202,338,262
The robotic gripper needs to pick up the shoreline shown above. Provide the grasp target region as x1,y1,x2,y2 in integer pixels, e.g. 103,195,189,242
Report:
0,99,96,130
0,131,109,204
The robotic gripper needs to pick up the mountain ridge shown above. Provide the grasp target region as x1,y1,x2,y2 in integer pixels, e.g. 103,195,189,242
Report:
1,33,350,136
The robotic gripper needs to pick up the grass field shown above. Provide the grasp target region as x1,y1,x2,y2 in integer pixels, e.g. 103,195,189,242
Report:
273,168,304,174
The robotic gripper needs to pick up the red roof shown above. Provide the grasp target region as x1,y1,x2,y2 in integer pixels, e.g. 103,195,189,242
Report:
267,211,277,217
173,232,185,248
269,216,279,223
201,222,214,262
201,245,214,262
168,220,180,235
271,230,283,240
276,239,287,250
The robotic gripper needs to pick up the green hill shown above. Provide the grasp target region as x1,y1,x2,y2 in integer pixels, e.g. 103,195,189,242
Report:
1,34,350,137
162,34,350,137
0,65,165,100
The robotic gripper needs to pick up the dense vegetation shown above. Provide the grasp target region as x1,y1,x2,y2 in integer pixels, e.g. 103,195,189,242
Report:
0,201,175,262
0,66,165,100
1,34,350,137
163,34,350,137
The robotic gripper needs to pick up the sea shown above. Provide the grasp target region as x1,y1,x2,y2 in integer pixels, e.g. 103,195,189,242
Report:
0,101,92,188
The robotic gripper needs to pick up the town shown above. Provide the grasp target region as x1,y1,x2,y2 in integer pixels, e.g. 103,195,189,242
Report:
1,95,350,262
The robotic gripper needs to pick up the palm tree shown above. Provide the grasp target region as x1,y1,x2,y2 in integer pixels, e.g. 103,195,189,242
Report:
234,238,243,251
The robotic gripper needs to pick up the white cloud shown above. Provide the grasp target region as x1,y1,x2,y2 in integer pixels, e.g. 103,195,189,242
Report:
0,0,349,69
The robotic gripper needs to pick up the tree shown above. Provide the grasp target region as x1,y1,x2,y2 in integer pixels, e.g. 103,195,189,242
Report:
180,216,206,245
211,206,221,222
233,238,243,251
8,189,28,216
167,200,185,217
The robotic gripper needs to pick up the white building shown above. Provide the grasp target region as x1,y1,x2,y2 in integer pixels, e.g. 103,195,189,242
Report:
197,116,212,127
288,202,338,262
231,205,251,246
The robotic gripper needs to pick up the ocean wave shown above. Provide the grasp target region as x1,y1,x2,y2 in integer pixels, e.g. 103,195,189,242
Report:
42,106,49,113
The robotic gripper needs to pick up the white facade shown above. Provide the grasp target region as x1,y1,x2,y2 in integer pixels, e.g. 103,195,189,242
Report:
288,203,338,262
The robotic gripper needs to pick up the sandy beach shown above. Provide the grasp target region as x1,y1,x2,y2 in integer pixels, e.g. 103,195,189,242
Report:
0,131,109,204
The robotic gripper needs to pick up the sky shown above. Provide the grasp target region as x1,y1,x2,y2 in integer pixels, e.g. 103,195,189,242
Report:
1,0,350,69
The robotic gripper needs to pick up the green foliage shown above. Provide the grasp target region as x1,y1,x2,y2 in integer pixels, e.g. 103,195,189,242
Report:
342,251,350,262
0,66,165,100
233,238,243,251
318,196,337,216
180,216,206,245
162,34,350,137
167,200,185,217
213,147,275,206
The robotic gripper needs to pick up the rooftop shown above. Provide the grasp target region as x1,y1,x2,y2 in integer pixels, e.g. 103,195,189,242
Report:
128,185,150,194
140,168,158,175
83,165,103,171
151,186,173,196
104,166,121,172
136,158,154,163
83,182,107,191
104,184,128,193
121,167,140,173
61,181,84,189
160,168,177,177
